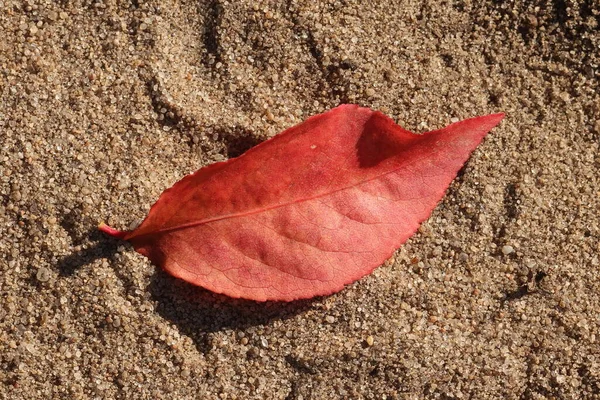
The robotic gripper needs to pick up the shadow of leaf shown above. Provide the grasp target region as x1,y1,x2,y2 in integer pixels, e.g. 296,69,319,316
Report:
148,269,316,352
60,228,317,352
224,128,265,158
57,228,120,276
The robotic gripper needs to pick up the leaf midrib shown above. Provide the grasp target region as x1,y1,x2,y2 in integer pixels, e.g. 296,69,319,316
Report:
129,151,436,240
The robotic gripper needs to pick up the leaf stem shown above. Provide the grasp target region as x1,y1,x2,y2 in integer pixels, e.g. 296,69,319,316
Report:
98,222,128,240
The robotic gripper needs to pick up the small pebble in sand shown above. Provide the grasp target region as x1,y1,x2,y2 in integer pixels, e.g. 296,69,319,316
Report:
366,336,374,347
325,315,336,323
260,337,269,348
36,267,51,282
502,245,515,255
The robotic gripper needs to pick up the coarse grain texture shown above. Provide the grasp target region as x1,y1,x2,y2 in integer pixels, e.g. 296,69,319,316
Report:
0,0,599,399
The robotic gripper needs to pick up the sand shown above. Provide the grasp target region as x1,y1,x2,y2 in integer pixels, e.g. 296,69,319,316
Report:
1,0,599,398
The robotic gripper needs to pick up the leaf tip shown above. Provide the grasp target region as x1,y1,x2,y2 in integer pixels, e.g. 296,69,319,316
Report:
491,112,506,122
98,222,128,240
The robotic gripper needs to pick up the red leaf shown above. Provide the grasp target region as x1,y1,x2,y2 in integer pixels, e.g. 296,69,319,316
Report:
100,105,504,301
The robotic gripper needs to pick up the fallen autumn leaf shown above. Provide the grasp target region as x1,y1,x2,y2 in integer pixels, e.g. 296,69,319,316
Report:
100,104,504,301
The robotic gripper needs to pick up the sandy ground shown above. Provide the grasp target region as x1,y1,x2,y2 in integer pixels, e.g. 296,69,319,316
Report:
1,0,599,399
